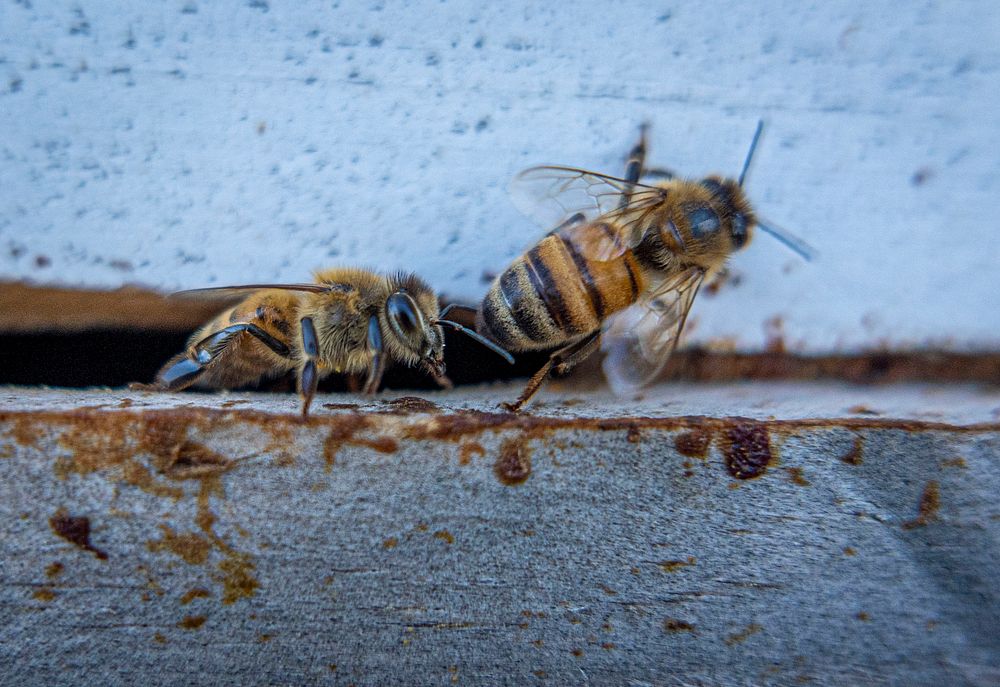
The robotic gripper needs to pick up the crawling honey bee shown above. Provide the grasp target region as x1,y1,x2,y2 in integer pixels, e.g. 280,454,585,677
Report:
146,267,513,416
469,122,811,411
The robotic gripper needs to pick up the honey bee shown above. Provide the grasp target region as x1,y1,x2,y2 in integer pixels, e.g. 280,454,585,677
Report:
146,267,513,416
471,122,811,411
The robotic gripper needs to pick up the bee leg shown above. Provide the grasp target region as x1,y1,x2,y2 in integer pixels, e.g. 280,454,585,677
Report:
502,331,601,412
153,323,292,392
298,316,320,418
438,303,477,320
423,362,454,390
362,315,386,395
620,123,650,208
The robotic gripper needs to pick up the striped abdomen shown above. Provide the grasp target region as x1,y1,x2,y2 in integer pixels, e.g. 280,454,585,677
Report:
477,222,646,352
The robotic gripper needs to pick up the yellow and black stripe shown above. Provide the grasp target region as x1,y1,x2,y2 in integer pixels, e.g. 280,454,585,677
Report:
478,221,646,352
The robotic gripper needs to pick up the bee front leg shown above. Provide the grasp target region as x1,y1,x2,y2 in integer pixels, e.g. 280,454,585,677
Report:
298,317,320,418
503,331,601,413
362,315,386,395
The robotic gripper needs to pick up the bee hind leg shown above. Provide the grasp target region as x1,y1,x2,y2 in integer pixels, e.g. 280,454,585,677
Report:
502,331,601,413
298,316,320,418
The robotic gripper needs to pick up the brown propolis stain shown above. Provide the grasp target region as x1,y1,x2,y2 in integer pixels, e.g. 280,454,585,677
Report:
840,436,864,465
494,436,532,485
45,561,64,578
785,466,811,486
458,441,485,465
162,441,232,480
381,396,440,414
153,632,167,644
659,556,697,573
49,509,108,560
664,618,696,633
725,622,763,646
843,547,857,556
941,456,967,469
179,587,212,605
322,414,393,470
720,421,774,479
434,529,455,545
626,425,641,443
675,429,711,458
178,615,206,630
856,611,870,621
902,481,941,530
147,525,212,565
33,588,57,602
9,417,43,447
218,552,259,604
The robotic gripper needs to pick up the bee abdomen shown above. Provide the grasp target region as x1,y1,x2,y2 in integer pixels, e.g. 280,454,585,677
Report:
478,232,641,352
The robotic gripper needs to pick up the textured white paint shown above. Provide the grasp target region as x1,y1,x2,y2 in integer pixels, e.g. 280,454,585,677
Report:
1,1,998,352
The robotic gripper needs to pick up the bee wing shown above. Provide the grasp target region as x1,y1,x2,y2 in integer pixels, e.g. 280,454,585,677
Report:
600,267,705,395
510,165,667,230
170,283,331,299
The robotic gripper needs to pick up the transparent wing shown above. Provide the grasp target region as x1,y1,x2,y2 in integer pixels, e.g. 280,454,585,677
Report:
510,165,668,230
170,283,331,299
600,267,705,395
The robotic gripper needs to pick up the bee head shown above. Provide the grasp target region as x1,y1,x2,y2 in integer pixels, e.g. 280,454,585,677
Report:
696,176,756,253
382,274,446,374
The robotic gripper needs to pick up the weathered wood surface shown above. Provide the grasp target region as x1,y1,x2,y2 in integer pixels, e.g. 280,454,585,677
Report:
1,384,999,686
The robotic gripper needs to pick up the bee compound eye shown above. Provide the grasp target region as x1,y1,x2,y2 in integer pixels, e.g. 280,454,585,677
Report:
387,293,420,336
686,206,721,239
731,214,748,248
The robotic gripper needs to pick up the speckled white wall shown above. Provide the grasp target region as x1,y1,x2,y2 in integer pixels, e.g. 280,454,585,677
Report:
1,0,998,352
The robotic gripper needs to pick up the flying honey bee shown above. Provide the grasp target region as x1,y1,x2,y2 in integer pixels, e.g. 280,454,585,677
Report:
145,267,513,416
468,122,812,411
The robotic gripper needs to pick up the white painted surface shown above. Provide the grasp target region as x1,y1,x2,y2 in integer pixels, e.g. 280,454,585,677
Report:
1,1,998,352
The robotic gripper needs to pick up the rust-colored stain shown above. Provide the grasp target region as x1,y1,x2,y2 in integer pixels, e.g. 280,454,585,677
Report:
163,441,232,480
571,648,584,658
178,615,206,630
322,414,395,469
49,509,108,560
847,405,881,416
763,316,786,354
659,556,697,573
785,466,811,486
147,525,212,565
843,547,857,556
259,633,274,642
601,642,616,650
941,456,967,468
382,537,398,549
458,441,485,465
902,481,941,530
725,623,763,645
153,632,167,644
720,421,774,479
9,417,43,448
856,611,870,621
840,436,864,465
218,552,259,604
664,618,696,633
180,587,212,605
45,561,64,578
434,529,455,545
675,429,711,458
494,436,532,485
33,587,57,602
626,425,641,443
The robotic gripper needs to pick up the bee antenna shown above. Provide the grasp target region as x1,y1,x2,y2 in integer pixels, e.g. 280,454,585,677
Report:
756,219,816,262
738,120,765,187
434,320,515,364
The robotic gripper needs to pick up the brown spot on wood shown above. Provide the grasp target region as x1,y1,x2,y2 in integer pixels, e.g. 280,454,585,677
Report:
382,537,398,549
218,552,259,604
179,587,211,605
322,402,359,410
941,456,967,468
45,561,64,578
659,556,696,573
434,529,455,545
601,642,616,650
664,618,696,633
458,441,485,465
163,441,232,480
147,525,212,565
840,436,864,465
902,481,940,529
847,405,880,416
856,611,870,621
178,615,206,630
9,418,43,447
494,436,532,485
626,425,641,443
259,633,274,642
720,422,773,479
763,316,785,354
675,429,711,458
725,622,763,645
571,648,584,658
843,547,857,556
785,466,810,486
33,588,57,602
153,633,167,644
49,509,108,560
